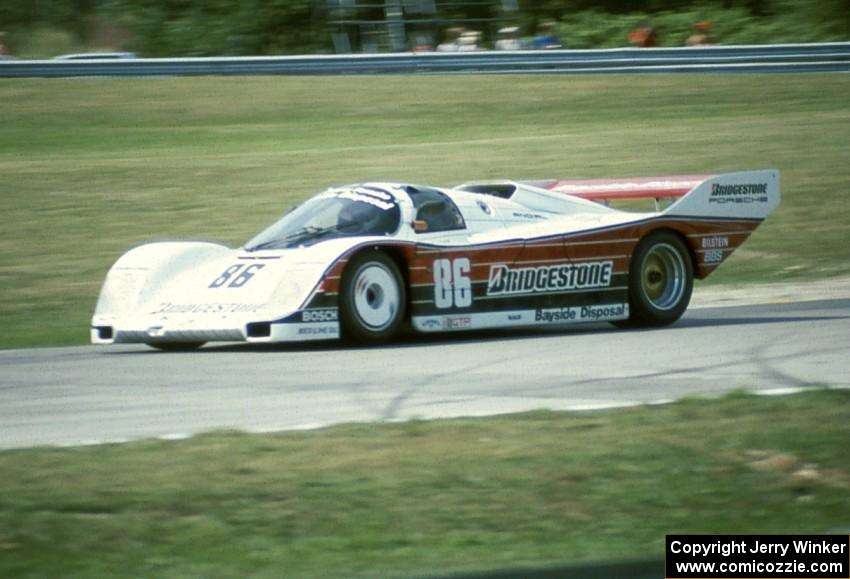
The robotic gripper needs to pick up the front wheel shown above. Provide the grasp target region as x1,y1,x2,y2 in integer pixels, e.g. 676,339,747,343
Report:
619,231,693,327
145,341,206,351
339,251,406,344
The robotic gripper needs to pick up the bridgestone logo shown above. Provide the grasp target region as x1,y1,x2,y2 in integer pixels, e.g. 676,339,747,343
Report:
710,183,768,196
487,261,613,296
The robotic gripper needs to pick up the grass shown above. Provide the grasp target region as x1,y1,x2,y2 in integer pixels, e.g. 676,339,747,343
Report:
1,74,849,347
0,389,848,578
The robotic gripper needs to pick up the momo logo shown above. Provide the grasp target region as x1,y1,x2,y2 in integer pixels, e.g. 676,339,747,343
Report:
487,261,613,296
301,309,338,323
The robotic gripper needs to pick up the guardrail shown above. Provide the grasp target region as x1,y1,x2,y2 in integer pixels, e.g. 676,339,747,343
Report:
1,42,849,78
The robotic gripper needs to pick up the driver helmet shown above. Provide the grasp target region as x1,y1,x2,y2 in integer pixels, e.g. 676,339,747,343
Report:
337,201,380,234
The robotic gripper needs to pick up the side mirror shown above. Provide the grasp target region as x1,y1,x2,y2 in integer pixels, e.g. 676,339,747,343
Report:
412,219,429,232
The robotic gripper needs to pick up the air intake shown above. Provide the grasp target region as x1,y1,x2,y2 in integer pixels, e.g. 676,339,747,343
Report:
246,322,271,338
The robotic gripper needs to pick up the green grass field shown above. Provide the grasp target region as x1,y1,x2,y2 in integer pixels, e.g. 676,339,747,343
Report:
2,78,849,577
1,74,849,347
1,389,848,578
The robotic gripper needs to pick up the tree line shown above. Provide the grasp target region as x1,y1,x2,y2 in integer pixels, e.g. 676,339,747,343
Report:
1,0,847,58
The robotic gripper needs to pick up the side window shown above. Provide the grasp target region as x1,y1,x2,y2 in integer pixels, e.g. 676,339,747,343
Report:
409,188,466,234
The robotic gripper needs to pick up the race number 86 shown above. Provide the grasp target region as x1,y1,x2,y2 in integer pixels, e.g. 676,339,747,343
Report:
209,263,265,289
433,258,472,309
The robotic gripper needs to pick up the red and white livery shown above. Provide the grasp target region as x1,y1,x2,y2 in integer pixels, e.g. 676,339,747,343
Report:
91,170,779,349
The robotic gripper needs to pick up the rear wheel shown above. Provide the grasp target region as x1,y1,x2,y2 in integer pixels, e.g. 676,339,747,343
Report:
339,251,406,343
619,231,693,327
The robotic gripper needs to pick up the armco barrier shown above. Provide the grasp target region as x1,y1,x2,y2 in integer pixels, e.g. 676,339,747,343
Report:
1,42,849,78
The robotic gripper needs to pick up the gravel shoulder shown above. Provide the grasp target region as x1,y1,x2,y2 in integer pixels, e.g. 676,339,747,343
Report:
691,275,850,309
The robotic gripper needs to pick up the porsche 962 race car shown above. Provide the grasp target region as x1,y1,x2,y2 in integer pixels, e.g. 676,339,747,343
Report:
91,170,779,349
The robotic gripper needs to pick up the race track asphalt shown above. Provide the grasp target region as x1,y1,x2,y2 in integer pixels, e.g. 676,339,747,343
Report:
1,298,848,450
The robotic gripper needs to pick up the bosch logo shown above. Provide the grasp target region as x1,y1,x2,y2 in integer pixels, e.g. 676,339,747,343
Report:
301,309,339,323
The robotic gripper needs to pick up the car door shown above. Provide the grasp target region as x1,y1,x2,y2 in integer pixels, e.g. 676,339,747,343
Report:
408,189,524,331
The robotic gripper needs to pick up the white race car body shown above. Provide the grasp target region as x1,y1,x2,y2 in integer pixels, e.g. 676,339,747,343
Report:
91,170,779,348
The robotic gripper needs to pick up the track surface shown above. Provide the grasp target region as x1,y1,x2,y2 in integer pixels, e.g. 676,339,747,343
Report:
2,299,848,450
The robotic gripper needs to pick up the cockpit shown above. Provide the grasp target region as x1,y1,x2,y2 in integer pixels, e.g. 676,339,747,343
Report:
405,186,466,233
244,186,402,251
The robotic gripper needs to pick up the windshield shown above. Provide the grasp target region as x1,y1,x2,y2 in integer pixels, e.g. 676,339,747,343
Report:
245,187,401,251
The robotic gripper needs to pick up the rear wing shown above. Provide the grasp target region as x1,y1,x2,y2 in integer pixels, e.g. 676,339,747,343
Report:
527,169,780,220
528,176,709,203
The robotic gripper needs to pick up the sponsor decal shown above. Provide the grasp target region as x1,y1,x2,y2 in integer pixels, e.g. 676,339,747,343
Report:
512,211,545,220
487,261,613,297
709,183,768,204
301,308,339,323
701,237,729,264
535,307,578,323
151,302,263,315
581,303,627,321
701,236,729,249
703,249,724,264
297,326,339,336
421,318,441,329
443,316,472,330
535,304,627,323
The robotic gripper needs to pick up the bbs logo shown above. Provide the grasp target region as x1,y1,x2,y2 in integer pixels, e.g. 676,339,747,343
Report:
704,250,724,264
301,309,339,323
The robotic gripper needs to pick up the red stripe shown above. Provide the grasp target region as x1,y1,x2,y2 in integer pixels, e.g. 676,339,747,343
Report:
537,176,711,201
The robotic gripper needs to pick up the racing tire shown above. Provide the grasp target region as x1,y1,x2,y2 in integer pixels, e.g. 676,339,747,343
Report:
146,342,206,351
339,251,406,344
618,231,693,328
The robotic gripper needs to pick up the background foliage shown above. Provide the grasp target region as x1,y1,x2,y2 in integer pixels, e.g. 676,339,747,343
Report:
1,0,848,58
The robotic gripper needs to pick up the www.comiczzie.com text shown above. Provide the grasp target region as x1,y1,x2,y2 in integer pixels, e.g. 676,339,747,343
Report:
666,535,849,578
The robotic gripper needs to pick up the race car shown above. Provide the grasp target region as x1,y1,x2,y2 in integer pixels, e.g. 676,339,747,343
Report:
91,169,779,349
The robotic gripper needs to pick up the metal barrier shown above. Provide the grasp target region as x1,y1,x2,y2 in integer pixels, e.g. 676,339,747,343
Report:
1,42,849,78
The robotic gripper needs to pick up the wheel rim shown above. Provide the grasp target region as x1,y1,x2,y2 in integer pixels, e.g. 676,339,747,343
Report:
352,262,401,331
640,242,686,311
